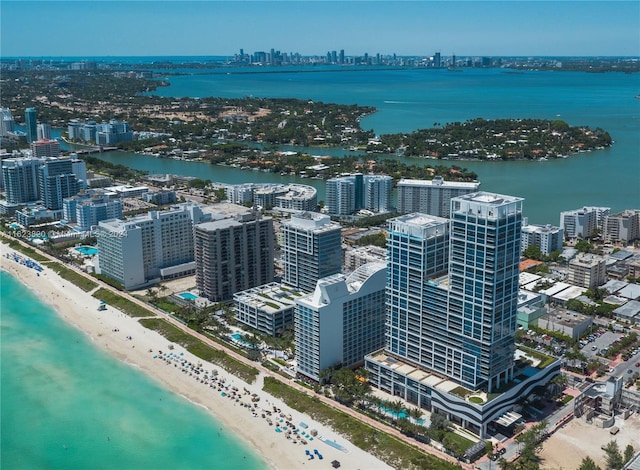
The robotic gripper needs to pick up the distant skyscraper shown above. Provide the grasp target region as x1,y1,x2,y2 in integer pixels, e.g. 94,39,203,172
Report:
281,212,342,293
434,52,441,68
37,123,52,140
0,108,15,136
339,49,345,64
25,108,37,143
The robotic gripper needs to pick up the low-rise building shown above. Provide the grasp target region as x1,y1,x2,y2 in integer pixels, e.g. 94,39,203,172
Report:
343,245,387,272
234,283,301,336
569,253,607,288
538,309,593,340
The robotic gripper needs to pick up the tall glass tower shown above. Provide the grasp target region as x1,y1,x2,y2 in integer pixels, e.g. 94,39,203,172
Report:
25,108,37,143
447,192,523,392
383,192,523,393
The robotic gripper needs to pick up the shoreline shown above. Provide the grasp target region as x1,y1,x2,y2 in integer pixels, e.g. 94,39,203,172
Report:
0,242,392,470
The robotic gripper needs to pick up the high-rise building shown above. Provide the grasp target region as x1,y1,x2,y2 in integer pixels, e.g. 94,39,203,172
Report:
397,176,480,218
63,191,123,230
37,123,52,140
326,174,391,216
25,108,37,143
38,157,80,210
521,223,564,256
363,175,393,213
281,212,342,293
194,211,274,302
1,157,42,204
560,206,610,239
434,52,441,68
97,206,196,289
366,192,558,437
295,262,387,382
30,139,60,158
602,210,640,244
0,108,16,136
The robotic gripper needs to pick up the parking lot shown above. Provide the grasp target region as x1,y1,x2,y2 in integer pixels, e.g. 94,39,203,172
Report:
579,331,622,359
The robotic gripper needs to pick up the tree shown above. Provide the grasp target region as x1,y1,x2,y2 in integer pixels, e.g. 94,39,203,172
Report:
515,421,547,467
578,456,602,470
428,413,451,442
603,440,624,470
486,441,494,459
523,245,543,261
624,444,635,464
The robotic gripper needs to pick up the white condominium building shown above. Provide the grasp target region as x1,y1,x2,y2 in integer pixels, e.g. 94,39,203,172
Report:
569,253,607,289
602,210,640,244
521,223,564,256
97,206,195,290
560,206,610,239
396,176,480,218
295,262,387,382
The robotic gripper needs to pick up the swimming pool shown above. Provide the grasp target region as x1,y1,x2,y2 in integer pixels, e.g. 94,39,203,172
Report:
178,292,198,301
75,246,98,256
231,333,255,348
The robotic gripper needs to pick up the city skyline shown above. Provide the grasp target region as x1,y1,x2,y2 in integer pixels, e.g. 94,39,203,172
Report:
1,1,639,57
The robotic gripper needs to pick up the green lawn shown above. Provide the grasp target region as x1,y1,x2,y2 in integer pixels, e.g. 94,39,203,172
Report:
92,288,155,317
139,318,259,383
48,263,98,292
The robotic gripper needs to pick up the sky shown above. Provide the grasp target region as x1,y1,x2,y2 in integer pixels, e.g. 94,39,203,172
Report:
1,1,639,57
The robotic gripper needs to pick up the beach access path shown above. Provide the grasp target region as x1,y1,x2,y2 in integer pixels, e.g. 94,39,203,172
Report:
0,235,469,470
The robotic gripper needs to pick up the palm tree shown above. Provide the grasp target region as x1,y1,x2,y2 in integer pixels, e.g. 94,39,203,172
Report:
408,406,423,423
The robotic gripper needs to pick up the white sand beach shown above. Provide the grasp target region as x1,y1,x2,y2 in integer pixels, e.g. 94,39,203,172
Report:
1,241,393,470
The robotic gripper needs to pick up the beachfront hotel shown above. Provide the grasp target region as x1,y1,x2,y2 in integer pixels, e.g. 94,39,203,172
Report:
396,176,480,218
365,192,561,438
295,262,387,382
281,212,342,293
194,210,275,302
96,206,196,290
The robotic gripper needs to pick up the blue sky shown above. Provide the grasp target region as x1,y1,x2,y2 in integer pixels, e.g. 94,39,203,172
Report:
1,1,638,57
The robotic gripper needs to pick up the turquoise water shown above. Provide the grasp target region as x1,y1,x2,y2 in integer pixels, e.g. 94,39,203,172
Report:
0,271,266,470
75,246,98,256
178,292,198,300
84,67,638,224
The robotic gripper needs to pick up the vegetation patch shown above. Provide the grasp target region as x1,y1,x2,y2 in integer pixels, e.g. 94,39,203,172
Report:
2,238,49,262
47,262,98,291
263,377,460,470
468,396,484,405
92,288,154,317
139,318,259,383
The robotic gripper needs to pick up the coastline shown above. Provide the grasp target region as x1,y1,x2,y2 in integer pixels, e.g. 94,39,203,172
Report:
0,241,392,470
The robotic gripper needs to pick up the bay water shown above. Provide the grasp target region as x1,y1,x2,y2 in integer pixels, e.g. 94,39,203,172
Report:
0,271,266,470
115,67,638,224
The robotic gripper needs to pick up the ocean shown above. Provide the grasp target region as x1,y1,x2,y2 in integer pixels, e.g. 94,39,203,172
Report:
0,271,266,470
98,66,638,224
